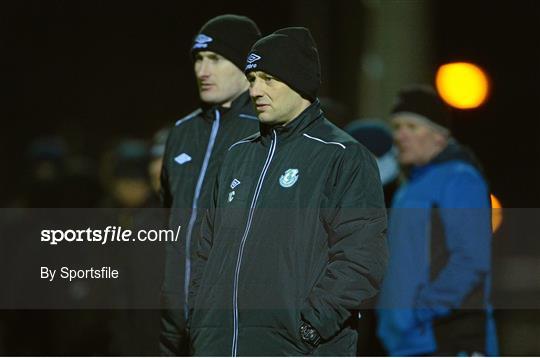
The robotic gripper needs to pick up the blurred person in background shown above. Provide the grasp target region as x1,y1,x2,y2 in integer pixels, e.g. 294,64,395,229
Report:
148,127,170,196
319,96,351,128
101,139,153,209
377,85,498,356
19,135,102,208
100,139,165,355
159,14,261,355
345,119,400,208
23,136,69,207
1,136,109,355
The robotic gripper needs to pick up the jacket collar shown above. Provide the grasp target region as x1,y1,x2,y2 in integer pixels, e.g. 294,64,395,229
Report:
409,139,484,179
201,90,252,123
259,99,323,145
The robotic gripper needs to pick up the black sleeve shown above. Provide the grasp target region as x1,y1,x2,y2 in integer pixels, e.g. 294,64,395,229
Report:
188,173,219,313
159,288,188,355
301,145,388,340
160,130,173,208
159,128,187,355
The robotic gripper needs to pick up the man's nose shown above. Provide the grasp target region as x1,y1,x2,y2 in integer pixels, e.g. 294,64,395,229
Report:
249,79,263,98
196,60,210,78
394,127,406,144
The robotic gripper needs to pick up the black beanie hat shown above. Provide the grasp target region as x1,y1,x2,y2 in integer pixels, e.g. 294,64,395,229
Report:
244,27,321,102
391,85,452,133
191,14,261,71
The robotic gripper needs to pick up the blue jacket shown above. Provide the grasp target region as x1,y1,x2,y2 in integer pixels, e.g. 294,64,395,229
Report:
377,141,498,356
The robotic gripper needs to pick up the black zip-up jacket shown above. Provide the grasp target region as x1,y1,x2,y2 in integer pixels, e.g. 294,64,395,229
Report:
188,101,388,356
160,91,259,355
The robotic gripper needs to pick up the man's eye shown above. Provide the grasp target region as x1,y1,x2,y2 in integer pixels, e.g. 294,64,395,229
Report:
391,122,404,131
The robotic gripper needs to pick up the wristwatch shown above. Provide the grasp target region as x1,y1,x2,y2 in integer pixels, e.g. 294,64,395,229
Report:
299,320,321,347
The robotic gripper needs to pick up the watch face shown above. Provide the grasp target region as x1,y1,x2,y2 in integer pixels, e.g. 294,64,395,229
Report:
300,322,320,345
300,323,309,338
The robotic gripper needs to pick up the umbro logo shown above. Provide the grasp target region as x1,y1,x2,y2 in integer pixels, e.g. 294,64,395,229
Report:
245,53,261,70
230,178,241,189
193,34,213,49
247,53,261,63
174,153,192,165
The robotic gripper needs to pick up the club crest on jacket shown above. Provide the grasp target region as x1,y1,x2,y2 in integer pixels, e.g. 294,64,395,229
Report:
279,168,299,188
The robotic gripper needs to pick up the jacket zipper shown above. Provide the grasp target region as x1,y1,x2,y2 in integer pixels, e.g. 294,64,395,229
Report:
184,109,221,319
231,130,277,356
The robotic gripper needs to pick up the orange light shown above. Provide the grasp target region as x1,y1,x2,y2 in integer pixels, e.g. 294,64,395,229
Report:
490,194,503,233
435,62,489,109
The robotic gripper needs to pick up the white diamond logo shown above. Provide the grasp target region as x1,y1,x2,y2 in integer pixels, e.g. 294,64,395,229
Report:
193,34,213,49
247,53,261,64
230,178,241,189
174,153,192,165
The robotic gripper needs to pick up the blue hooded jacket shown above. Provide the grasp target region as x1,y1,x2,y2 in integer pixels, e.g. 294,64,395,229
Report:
377,140,498,356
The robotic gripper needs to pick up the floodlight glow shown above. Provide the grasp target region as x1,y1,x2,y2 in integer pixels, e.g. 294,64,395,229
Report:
436,62,489,109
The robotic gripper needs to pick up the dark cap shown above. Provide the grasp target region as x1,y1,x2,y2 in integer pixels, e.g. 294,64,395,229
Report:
244,27,321,101
391,85,452,133
191,14,261,71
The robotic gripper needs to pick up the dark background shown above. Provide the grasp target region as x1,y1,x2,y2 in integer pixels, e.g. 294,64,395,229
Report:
1,0,539,207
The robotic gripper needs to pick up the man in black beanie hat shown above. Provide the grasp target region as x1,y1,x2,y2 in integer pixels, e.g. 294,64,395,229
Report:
160,14,261,356
377,85,498,356
244,27,321,124
388,85,452,166
187,27,388,356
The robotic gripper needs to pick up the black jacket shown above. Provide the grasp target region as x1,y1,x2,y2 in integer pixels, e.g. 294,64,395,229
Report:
160,91,259,355
189,101,388,356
